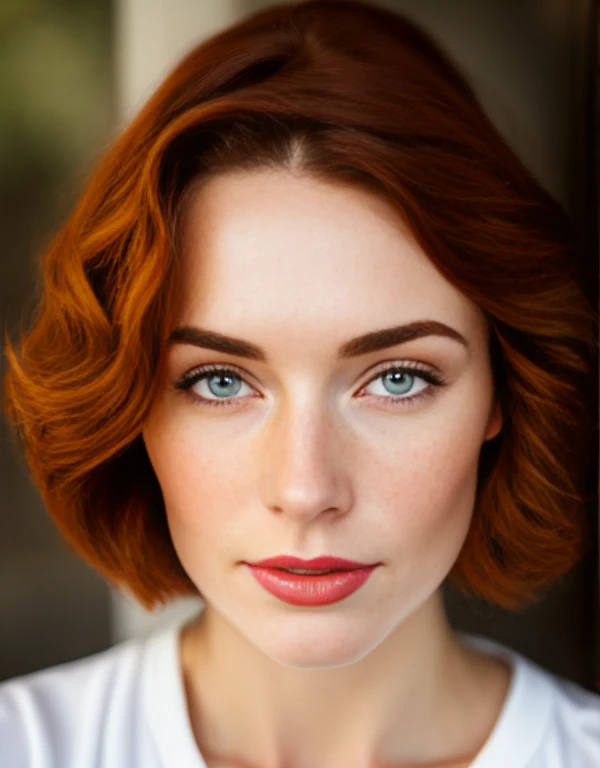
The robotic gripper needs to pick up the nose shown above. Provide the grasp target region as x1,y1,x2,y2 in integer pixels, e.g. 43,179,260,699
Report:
260,398,354,522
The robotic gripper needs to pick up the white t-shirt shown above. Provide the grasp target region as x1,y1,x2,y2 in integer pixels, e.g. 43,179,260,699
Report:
1,615,599,768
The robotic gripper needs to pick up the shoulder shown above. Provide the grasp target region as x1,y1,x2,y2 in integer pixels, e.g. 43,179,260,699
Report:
460,632,600,768
509,650,600,768
539,670,600,767
0,632,154,768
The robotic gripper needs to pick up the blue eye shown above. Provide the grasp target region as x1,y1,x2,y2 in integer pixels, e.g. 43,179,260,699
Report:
174,362,446,409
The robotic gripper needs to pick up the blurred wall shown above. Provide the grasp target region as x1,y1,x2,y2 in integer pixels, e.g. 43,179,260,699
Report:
0,0,115,680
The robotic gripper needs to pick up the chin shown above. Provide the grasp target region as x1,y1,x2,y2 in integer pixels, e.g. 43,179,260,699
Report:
244,616,388,669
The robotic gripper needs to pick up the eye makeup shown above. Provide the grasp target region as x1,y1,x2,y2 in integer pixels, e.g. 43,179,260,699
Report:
173,360,447,410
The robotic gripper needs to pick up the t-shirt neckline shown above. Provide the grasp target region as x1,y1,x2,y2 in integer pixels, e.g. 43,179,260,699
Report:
142,616,554,768
457,631,554,767
143,614,209,767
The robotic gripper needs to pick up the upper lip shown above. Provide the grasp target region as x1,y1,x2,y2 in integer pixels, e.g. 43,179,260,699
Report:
246,556,374,571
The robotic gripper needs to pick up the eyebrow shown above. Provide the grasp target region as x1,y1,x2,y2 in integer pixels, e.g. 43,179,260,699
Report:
166,320,469,361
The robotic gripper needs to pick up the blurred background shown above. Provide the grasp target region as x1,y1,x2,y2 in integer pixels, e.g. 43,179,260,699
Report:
1,0,598,691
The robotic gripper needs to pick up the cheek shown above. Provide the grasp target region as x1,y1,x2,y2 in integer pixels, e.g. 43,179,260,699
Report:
143,414,247,544
367,421,484,554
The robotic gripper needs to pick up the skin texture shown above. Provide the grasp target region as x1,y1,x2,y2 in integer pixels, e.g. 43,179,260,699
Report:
142,169,509,768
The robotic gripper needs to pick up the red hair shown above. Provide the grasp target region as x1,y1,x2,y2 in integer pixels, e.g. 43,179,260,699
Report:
2,0,597,611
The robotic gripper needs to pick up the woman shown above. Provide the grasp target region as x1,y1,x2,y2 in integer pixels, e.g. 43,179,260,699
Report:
1,1,598,766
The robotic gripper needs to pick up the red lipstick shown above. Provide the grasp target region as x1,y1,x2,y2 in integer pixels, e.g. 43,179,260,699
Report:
243,555,379,606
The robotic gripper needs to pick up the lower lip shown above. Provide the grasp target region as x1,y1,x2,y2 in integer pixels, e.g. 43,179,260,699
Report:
246,565,378,606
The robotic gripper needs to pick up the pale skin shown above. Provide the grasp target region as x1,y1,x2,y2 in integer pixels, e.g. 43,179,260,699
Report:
142,168,510,768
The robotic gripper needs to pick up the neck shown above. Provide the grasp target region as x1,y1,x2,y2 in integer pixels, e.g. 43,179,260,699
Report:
179,589,510,768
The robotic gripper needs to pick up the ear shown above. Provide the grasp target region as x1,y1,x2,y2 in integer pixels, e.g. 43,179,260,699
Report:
483,397,503,442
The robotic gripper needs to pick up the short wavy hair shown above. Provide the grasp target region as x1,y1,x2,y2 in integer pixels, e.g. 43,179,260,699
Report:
2,0,597,612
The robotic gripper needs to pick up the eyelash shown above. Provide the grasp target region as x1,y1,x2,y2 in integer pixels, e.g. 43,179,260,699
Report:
174,361,447,410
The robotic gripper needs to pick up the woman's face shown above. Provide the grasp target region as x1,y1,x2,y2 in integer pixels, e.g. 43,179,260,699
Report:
142,169,502,667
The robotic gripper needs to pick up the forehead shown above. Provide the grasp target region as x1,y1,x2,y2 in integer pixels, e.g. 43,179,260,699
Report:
174,170,485,343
